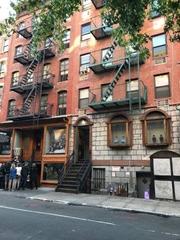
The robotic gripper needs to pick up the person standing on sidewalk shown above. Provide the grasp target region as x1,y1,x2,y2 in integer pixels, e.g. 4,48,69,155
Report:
30,163,38,190
16,163,22,190
20,162,29,190
4,162,11,190
8,163,17,191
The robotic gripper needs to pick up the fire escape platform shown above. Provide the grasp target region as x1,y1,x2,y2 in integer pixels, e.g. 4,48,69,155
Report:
91,26,112,40
14,54,32,65
17,28,32,39
89,61,121,74
7,112,51,121
89,96,147,111
91,0,105,9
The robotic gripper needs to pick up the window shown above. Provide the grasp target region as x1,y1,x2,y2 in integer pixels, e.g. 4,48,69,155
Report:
0,131,12,155
107,115,132,147
42,63,51,81
101,84,112,101
92,168,105,191
79,88,89,109
82,0,91,10
60,59,69,81
80,53,90,73
126,79,139,98
8,99,16,117
40,95,48,113
142,110,171,146
102,48,113,66
151,0,160,18
45,127,66,154
11,71,20,86
58,91,67,115
0,61,6,78
152,34,166,57
0,86,3,105
17,22,25,38
2,39,9,52
62,29,70,48
45,37,53,48
43,163,64,181
81,23,91,41
15,45,23,56
154,74,170,98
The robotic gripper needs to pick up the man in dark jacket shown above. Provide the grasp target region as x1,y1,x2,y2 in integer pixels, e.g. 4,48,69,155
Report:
30,163,38,190
20,162,29,190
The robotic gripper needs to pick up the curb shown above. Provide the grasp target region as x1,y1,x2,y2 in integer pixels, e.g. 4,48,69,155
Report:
26,196,180,218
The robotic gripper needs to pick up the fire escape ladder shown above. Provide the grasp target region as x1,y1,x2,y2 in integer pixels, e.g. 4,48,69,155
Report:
102,59,129,102
102,39,118,62
20,84,40,114
21,51,42,85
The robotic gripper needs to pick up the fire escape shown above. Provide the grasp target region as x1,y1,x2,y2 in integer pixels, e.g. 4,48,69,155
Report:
88,2,147,111
8,22,55,120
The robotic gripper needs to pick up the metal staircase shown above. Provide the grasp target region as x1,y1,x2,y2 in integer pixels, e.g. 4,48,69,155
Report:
56,154,91,193
102,59,129,102
20,84,40,114
101,39,129,102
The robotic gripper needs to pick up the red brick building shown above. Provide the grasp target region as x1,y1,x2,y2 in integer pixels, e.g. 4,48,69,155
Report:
0,0,180,199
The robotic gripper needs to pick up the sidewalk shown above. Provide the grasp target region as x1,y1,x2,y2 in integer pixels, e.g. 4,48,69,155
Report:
2,187,179,218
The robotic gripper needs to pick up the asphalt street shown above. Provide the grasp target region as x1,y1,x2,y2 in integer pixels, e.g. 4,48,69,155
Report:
0,192,180,240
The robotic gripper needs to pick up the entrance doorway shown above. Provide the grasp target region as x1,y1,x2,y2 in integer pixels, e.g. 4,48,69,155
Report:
78,126,90,161
74,117,92,163
14,128,44,162
136,172,151,198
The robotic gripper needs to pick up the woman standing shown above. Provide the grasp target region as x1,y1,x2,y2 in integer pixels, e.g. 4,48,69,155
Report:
8,163,17,191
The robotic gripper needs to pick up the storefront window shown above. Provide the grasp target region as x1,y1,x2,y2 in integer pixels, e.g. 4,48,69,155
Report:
43,163,64,181
46,127,66,154
0,131,11,155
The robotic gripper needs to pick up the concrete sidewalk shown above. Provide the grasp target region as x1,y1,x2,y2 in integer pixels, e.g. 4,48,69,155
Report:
24,188,180,218
1,188,180,217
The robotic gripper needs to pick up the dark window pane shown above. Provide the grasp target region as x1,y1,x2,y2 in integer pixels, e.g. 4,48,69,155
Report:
111,122,127,145
80,98,89,109
43,163,64,181
0,131,11,155
147,119,166,144
155,86,170,98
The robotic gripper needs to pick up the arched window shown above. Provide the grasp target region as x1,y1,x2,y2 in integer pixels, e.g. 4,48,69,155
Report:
142,110,171,146
107,115,132,148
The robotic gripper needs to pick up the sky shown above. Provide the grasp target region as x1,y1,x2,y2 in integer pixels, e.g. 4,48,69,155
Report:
0,0,15,21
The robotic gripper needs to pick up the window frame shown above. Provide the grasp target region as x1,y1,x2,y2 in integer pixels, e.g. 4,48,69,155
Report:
107,115,132,148
58,91,67,115
62,29,70,48
0,61,6,78
152,33,167,58
2,39,9,52
59,59,69,82
154,73,170,99
8,99,16,117
141,110,171,147
11,71,20,86
81,23,91,41
79,88,89,109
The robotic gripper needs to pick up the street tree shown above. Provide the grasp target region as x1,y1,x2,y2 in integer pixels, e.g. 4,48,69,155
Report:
0,0,179,57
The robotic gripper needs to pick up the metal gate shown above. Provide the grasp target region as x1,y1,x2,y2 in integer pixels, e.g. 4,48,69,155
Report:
151,151,180,201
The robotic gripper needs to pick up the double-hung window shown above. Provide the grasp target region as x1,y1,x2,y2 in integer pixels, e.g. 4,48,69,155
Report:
81,23,91,41
152,34,166,57
60,59,69,81
154,74,170,98
79,88,89,109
